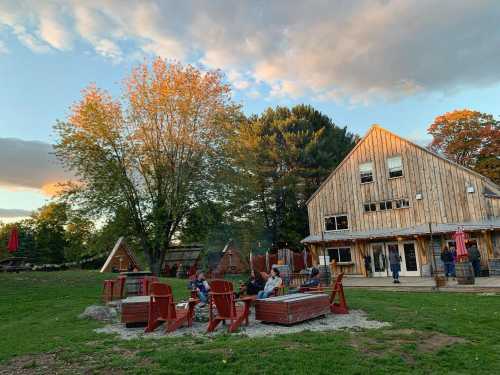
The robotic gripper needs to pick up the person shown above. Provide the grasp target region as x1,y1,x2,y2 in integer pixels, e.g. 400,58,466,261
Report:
190,271,211,306
468,244,481,277
241,270,265,296
441,246,455,279
388,248,402,284
300,267,320,289
364,255,372,276
257,267,282,299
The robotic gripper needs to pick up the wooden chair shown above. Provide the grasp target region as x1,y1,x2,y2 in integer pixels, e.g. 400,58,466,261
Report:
141,276,159,296
102,276,126,302
329,273,348,314
207,280,253,333
144,282,198,333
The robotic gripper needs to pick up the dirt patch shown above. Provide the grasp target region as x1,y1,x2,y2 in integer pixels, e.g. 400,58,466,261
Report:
0,353,59,375
349,329,467,363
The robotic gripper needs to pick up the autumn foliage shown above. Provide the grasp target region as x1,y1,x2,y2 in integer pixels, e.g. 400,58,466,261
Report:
428,109,500,184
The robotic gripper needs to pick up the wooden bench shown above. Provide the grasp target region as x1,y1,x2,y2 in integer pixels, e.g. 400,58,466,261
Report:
255,293,330,325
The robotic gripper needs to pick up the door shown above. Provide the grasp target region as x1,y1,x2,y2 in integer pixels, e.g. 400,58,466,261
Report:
370,243,387,277
400,242,420,276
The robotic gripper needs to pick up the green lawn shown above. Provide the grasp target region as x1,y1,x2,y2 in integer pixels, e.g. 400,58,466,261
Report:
0,271,499,374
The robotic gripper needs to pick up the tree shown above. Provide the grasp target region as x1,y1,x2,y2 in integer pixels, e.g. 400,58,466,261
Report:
428,109,500,183
54,58,238,274
230,105,356,247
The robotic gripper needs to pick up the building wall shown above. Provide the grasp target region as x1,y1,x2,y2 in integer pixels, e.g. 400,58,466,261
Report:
307,126,500,236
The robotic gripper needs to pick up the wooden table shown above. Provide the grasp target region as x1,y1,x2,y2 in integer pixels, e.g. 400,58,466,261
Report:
255,293,330,325
121,295,150,327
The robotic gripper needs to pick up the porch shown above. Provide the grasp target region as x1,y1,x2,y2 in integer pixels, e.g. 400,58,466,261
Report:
343,275,500,293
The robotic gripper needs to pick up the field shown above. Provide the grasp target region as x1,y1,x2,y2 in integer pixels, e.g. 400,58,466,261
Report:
0,271,499,374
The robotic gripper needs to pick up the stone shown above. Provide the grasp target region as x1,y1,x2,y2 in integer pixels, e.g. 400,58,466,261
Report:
194,304,211,322
79,305,118,322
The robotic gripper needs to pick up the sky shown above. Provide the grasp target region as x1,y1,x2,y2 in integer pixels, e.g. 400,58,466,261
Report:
1,0,500,221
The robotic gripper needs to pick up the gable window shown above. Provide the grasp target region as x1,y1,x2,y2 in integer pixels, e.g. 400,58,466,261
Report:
324,214,349,231
359,162,374,183
364,203,377,212
328,247,352,263
387,156,403,178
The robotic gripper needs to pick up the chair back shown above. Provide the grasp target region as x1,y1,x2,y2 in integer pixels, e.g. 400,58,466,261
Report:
209,279,236,318
334,272,344,286
150,282,176,319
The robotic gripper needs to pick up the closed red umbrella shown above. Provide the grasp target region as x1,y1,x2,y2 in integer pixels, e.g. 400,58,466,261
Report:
453,227,468,262
7,227,19,253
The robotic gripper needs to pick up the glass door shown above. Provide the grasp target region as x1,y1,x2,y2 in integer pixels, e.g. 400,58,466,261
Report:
370,243,387,277
400,241,420,276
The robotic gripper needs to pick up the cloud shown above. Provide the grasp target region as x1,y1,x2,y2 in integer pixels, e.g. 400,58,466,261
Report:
0,138,71,196
1,0,500,102
0,40,8,54
0,208,33,218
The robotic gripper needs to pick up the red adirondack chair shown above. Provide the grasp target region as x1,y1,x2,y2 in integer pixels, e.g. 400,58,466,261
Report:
145,283,198,333
329,273,348,314
207,280,253,333
141,276,159,296
102,276,126,302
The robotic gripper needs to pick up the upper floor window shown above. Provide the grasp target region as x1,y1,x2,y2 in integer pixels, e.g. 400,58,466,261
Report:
387,156,403,178
324,214,349,231
359,162,374,183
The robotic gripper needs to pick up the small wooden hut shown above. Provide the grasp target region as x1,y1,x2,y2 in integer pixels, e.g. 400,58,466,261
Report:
100,237,140,273
163,244,203,278
211,240,249,276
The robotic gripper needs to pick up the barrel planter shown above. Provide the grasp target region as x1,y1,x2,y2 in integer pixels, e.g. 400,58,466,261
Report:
456,262,475,285
488,258,500,277
318,265,332,286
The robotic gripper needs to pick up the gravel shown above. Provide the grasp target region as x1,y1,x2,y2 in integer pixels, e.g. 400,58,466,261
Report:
94,309,390,340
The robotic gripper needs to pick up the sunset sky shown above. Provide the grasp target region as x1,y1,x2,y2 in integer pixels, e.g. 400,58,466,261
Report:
1,0,500,221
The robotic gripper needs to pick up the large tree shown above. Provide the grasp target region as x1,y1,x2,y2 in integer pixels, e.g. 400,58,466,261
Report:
230,105,357,247
428,109,500,183
54,58,238,274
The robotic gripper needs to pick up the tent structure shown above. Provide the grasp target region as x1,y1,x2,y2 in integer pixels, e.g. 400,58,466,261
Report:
163,244,203,277
211,240,249,276
100,237,141,273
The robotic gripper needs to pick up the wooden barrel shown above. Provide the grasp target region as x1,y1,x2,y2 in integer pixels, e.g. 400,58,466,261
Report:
319,265,331,286
488,259,500,276
456,262,475,285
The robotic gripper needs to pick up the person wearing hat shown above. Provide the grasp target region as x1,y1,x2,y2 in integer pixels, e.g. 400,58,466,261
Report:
300,267,321,289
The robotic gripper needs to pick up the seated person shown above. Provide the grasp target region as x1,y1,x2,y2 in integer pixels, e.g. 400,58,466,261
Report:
240,270,265,296
257,267,282,299
189,271,211,306
300,267,320,289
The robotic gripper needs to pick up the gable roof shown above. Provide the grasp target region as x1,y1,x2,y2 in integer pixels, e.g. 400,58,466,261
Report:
306,125,500,205
163,244,203,268
100,237,140,273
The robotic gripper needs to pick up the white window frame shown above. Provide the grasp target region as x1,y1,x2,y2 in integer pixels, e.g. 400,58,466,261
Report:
327,247,353,264
359,162,374,184
324,214,349,232
387,156,403,179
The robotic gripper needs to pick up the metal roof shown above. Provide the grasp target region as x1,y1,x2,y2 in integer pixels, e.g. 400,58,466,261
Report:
301,218,500,244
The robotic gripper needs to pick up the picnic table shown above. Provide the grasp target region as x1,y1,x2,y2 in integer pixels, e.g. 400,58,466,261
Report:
255,293,330,325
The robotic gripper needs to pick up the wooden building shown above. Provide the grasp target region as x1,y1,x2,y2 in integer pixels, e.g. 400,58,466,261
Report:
163,244,203,278
208,240,249,277
302,125,500,277
100,237,140,273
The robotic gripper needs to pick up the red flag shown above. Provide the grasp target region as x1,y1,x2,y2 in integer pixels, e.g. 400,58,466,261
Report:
7,227,20,253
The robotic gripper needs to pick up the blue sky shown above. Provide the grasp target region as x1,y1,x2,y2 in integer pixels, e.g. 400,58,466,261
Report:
1,0,500,221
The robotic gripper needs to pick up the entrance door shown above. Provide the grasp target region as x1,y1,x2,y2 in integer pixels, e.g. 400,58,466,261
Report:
370,243,388,277
400,242,420,276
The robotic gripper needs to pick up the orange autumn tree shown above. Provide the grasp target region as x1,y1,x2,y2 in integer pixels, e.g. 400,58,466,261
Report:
428,109,500,184
54,58,238,274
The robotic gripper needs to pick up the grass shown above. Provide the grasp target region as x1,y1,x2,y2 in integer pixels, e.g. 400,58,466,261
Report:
0,271,499,374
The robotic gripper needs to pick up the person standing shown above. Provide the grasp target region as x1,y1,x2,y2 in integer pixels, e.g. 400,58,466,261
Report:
389,248,402,284
468,244,481,277
441,246,455,279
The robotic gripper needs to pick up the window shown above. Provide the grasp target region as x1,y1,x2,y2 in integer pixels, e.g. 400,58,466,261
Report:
328,247,352,263
395,199,410,209
364,203,377,212
359,162,374,183
324,214,349,231
387,156,403,178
